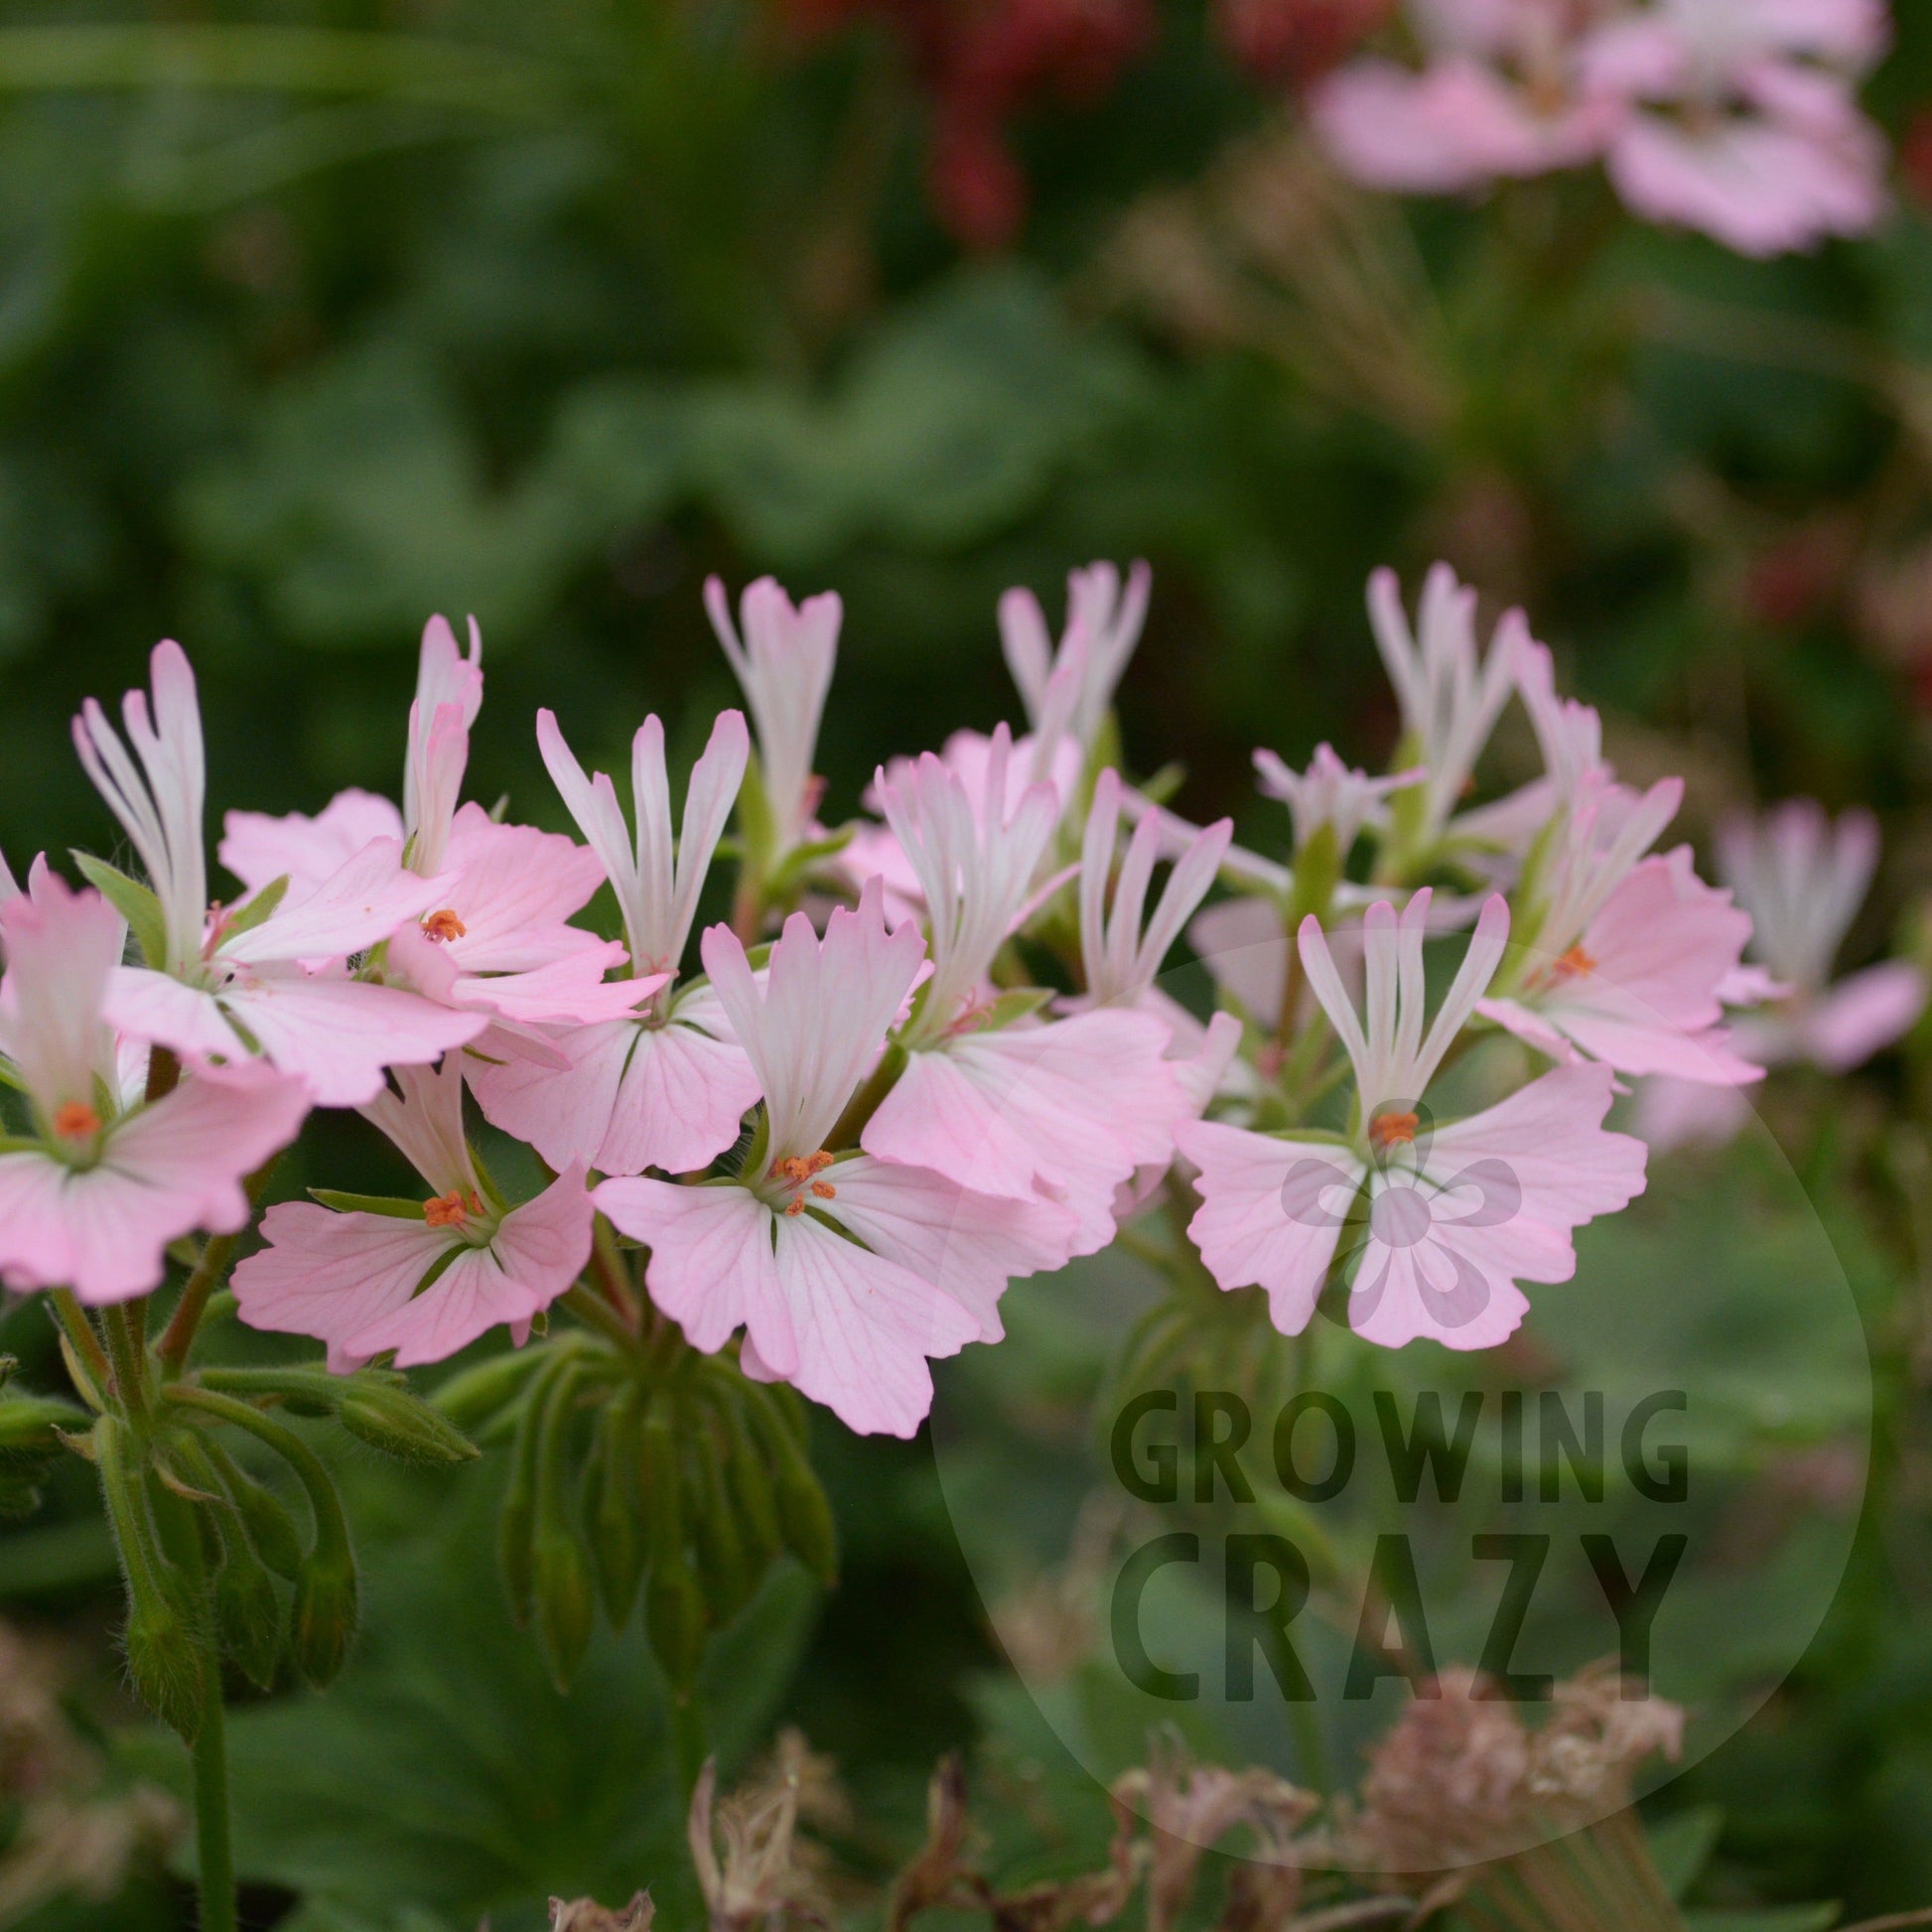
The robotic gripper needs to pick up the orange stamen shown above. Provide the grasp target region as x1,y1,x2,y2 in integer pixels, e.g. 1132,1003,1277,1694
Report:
1552,943,1597,981
783,1197,805,1216
811,1180,836,1199
53,1101,101,1142
422,908,468,943
1369,1110,1420,1151
423,1190,469,1228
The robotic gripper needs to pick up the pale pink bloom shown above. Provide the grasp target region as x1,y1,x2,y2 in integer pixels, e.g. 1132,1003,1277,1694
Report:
1583,0,1888,255
860,734,1186,1253
1254,744,1418,858
469,709,760,1175
843,726,1085,922
597,888,1071,1437
1368,564,1528,853
1078,769,1233,1010
1313,54,1614,193
402,615,483,876
76,643,482,1106
1480,846,1759,1082
232,1056,593,1370
0,871,307,1303
999,559,1152,758
221,789,406,898
1717,800,1926,1072
1191,896,1297,1032
705,576,841,863
381,805,636,1029
1178,891,1646,1348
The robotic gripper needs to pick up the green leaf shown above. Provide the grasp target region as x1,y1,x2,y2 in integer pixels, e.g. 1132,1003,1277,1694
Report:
1649,1805,1724,1902
119,1457,817,1926
72,852,169,967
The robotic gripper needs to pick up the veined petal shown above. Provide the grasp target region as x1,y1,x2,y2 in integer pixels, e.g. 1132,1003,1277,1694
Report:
1176,1121,1365,1336
220,837,448,966
219,789,404,897
233,1204,456,1371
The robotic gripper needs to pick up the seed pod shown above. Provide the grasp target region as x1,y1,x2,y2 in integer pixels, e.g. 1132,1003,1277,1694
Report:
337,1378,480,1466
0,1393,84,1453
591,1388,644,1627
644,1554,705,1692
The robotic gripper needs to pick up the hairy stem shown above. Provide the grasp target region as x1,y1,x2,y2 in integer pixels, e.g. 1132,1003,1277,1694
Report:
157,1232,238,1377
561,1281,641,1355
104,1301,152,1426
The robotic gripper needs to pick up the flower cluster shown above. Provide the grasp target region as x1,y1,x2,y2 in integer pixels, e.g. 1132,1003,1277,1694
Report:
1,554,1911,1444
1311,0,1891,257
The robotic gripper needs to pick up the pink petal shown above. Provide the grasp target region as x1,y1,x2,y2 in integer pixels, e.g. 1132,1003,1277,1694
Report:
220,837,447,966
1802,960,1928,1070
597,1178,798,1370
863,1012,1184,1252
824,1154,1077,1340
1477,995,1583,1064
470,1011,759,1176
1629,1075,1754,1151
1174,1121,1365,1336
0,1065,307,1305
104,968,243,1066
345,1166,594,1367
233,1204,456,1371
221,969,484,1106
219,789,404,897
386,922,645,1029
435,805,610,973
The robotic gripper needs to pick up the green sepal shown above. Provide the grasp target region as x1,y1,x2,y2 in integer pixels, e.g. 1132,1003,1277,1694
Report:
644,1556,705,1691
72,853,169,969
196,1436,305,1582
220,875,290,940
336,1380,480,1466
590,1387,645,1627
531,1362,593,1690
431,1343,557,1432
309,1189,433,1219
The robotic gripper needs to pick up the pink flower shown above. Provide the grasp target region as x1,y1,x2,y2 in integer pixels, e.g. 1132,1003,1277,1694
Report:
999,559,1152,758
232,1056,593,1370
1717,800,1926,1071
0,869,307,1303
705,576,841,866
1178,891,1646,1348
1254,743,1418,860
1480,839,1760,1083
1367,564,1529,856
1583,0,1888,255
468,709,760,1175
597,888,1072,1437
224,618,637,1036
76,642,483,1107
860,733,1187,1253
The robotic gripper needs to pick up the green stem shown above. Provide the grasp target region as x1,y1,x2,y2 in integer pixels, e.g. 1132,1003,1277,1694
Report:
672,1692,708,1798
49,1290,111,1403
560,1282,641,1355
157,1232,238,1377
158,1490,236,1932
589,1216,639,1324
104,1302,152,1425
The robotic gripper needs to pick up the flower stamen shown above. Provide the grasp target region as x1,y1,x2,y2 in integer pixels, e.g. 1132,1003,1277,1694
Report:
53,1101,101,1142
1369,1110,1420,1152
423,1189,473,1228
422,908,468,943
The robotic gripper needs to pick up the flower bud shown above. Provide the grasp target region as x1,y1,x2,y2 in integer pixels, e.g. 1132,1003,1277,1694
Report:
336,1379,480,1466
0,1392,85,1453
688,1426,751,1626
211,1516,286,1692
591,1392,644,1627
291,1547,359,1688
726,1415,781,1572
645,1555,705,1691
744,1389,837,1588
95,1416,208,1741
534,1518,596,1692
431,1345,553,1435
202,1439,304,1582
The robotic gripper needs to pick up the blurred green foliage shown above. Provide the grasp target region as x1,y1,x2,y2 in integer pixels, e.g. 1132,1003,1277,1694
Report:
8,1,1932,1927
